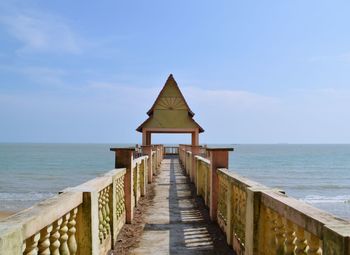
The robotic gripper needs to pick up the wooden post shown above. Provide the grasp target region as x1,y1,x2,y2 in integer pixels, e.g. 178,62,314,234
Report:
207,147,233,222
142,145,153,183
110,147,134,223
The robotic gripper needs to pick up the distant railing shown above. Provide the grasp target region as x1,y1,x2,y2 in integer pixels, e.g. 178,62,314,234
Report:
164,146,179,155
0,145,164,255
179,144,350,255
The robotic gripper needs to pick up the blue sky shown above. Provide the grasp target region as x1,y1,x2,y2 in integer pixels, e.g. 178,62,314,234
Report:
1,0,350,143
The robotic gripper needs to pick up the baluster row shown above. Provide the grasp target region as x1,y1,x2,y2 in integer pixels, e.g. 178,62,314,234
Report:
23,208,78,255
232,184,247,247
263,206,322,255
98,185,111,244
115,174,125,221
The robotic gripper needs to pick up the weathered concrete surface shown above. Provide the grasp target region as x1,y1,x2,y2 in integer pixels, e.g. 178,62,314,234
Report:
130,156,234,255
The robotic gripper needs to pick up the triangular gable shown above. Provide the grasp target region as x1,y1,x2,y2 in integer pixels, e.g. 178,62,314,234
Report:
146,74,194,116
136,74,204,133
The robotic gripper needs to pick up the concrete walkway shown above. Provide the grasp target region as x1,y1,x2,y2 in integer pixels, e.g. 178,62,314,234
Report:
130,156,234,255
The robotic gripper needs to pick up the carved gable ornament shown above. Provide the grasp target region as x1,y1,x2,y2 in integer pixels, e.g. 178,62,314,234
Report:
136,74,204,133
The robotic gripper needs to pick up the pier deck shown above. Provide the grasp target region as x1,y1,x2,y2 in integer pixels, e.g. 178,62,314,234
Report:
130,156,234,255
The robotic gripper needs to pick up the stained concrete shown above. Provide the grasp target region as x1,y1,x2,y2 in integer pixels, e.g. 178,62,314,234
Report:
130,156,234,255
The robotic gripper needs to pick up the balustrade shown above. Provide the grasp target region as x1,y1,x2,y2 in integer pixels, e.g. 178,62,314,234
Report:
179,145,349,255
0,165,136,255
17,202,80,255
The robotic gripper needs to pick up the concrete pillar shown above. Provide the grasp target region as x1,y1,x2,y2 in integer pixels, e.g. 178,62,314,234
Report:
110,148,134,223
191,129,199,146
142,130,147,146
207,147,233,222
142,145,153,183
323,224,350,255
80,191,100,255
0,226,23,255
146,132,151,145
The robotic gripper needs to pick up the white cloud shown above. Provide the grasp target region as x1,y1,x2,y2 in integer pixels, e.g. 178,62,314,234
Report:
183,86,278,112
0,10,82,54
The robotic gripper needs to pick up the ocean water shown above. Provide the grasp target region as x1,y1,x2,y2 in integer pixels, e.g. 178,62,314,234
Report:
230,144,350,220
0,144,116,211
0,144,349,220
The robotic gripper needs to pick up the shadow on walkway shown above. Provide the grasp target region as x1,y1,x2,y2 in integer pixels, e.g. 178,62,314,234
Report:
130,155,235,255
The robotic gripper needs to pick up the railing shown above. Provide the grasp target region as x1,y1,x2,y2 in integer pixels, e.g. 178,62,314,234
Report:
179,145,350,255
0,145,164,255
163,146,179,155
195,156,210,206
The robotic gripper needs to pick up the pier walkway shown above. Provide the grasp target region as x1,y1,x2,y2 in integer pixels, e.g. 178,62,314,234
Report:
130,156,234,255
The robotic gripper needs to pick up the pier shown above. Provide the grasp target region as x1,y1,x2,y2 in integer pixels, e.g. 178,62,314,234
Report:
0,75,349,254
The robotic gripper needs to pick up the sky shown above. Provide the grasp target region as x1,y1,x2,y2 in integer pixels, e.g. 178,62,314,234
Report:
1,0,350,144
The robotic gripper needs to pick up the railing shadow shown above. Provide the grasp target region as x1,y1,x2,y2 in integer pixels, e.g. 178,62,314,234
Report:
143,155,234,254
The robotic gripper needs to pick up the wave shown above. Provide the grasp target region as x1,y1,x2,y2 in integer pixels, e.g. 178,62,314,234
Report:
0,192,55,201
283,184,350,190
301,195,350,204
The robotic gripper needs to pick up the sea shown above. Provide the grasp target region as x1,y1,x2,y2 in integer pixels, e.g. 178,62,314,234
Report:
0,144,349,220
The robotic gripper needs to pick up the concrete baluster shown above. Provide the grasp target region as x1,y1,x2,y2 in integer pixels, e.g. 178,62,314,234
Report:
38,224,52,255
50,218,62,255
306,233,321,255
266,208,277,254
68,208,78,255
105,187,111,236
59,213,70,255
283,219,295,255
24,232,40,255
295,225,307,255
275,214,285,254
98,192,104,243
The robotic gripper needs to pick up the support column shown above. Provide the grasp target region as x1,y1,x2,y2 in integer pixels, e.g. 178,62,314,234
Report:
142,145,153,183
207,147,233,221
110,147,135,223
191,129,199,146
146,132,151,145
142,130,147,146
